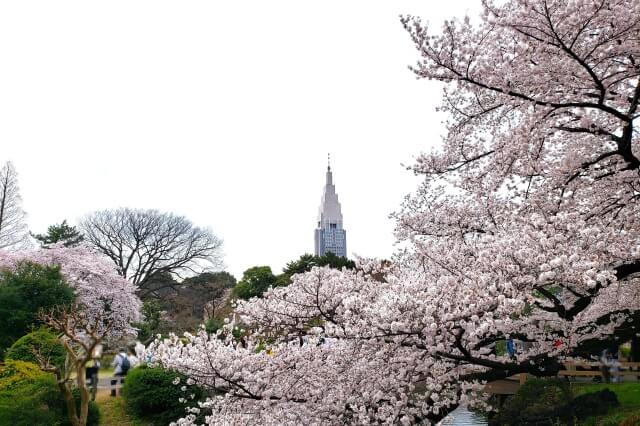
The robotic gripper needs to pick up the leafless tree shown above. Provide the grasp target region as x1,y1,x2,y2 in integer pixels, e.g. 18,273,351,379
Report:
0,161,30,250
79,208,223,298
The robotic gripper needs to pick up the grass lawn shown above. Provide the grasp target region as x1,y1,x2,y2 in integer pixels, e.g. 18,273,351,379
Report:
95,391,151,426
573,382,640,426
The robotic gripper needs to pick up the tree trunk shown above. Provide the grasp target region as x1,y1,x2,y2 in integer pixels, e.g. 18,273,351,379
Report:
75,362,90,426
57,381,81,426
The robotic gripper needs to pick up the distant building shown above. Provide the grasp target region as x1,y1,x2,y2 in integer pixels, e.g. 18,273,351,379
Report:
314,159,346,257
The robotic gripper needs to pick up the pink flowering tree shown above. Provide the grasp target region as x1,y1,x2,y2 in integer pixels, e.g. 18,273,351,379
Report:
150,0,640,423
0,245,141,426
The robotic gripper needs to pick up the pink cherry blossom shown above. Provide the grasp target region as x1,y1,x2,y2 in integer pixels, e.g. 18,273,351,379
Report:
151,1,640,424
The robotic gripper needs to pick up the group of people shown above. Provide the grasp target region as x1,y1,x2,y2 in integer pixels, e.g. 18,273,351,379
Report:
85,344,143,400
111,346,140,376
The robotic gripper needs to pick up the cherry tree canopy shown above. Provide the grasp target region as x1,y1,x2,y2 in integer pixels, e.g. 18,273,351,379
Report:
151,1,640,424
0,245,141,340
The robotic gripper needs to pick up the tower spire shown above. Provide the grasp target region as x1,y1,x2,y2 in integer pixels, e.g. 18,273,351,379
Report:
315,156,346,257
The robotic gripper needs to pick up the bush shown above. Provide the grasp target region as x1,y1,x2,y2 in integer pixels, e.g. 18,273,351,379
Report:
69,387,101,426
0,262,75,358
205,318,224,334
122,365,205,425
0,360,99,426
5,328,66,369
491,378,573,425
571,389,618,419
0,360,62,425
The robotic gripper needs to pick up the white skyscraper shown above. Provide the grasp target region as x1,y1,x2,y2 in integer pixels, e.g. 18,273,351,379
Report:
314,159,347,257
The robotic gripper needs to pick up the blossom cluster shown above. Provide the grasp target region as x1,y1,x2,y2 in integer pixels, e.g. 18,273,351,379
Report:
151,1,640,424
0,244,141,339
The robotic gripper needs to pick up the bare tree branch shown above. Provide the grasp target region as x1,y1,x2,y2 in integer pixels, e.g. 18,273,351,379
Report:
79,208,224,298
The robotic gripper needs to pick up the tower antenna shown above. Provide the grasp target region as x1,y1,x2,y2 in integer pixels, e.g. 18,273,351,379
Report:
327,153,331,171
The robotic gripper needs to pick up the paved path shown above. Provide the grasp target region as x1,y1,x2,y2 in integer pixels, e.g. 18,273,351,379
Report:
89,376,125,389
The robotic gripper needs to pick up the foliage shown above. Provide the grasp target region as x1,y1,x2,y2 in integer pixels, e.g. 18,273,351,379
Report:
0,360,63,425
572,389,618,420
233,266,278,300
574,382,640,408
0,161,30,250
0,246,141,426
183,271,236,289
162,271,236,332
33,220,84,247
135,271,236,336
0,359,49,389
0,246,142,343
69,388,100,426
574,382,640,426
0,360,99,426
6,328,66,369
149,0,640,423
121,365,205,425
80,208,223,299
278,253,356,286
494,382,621,426
235,255,355,300
205,318,224,334
492,378,573,425
134,300,164,344
0,262,74,358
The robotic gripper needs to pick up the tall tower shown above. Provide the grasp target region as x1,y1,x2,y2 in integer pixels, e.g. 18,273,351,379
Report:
314,156,347,257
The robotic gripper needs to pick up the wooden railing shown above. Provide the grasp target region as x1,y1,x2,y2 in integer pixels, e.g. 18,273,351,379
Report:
559,361,640,379
484,362,639,394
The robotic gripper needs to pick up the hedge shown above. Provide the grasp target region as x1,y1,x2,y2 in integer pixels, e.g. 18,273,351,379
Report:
0,360,99,426
5,328,66,369
122,365,205,425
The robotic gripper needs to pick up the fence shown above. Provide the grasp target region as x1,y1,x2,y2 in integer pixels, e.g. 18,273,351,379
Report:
558,361,640,381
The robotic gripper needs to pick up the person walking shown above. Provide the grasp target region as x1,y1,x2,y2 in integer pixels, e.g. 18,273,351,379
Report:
600,349,612,383
112,348,131,376
110,348,131,396
87,344,103,401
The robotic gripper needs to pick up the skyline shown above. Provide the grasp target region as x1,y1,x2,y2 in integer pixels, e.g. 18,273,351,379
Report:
0,1,482,278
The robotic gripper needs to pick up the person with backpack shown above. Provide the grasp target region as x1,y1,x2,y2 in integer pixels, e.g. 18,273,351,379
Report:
112,348,131,376
110,348,131,396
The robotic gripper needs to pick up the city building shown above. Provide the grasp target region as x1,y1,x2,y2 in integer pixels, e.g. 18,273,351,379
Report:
314,158,347,257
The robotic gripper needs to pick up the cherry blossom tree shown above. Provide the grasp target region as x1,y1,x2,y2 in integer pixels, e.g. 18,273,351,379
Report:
0,245,141,426
149,1,640,424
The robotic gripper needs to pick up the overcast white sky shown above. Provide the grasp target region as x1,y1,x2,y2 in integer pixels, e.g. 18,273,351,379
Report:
0,1,481,279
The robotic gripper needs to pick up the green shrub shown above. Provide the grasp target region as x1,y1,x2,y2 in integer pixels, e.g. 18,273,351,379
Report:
491,378,573,425
205,317,224,334
571,389,618,419
122,365,205,425
0,360,99,426
5,328,66,369
0,360,62,425
68,387,101,426
0,262,75,358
